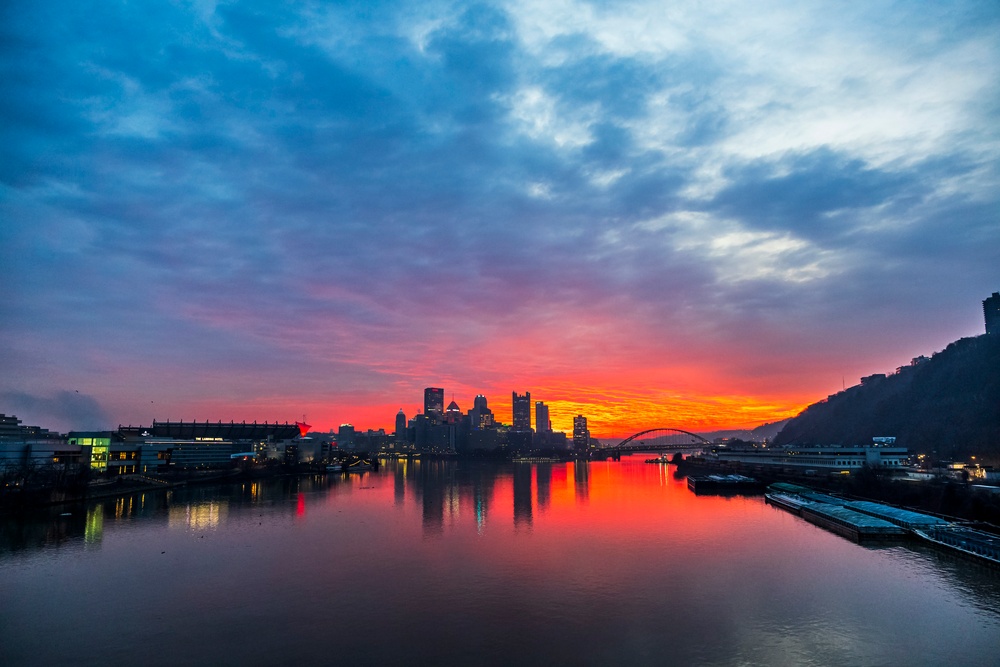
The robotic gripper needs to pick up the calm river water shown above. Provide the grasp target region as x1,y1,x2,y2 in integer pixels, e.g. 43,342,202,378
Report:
2,456,999,666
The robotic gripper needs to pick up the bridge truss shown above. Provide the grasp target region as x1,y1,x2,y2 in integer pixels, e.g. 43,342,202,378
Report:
612,427,711,452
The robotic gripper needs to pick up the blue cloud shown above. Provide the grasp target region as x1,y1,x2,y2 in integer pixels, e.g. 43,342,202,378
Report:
1,0,998,428
709,148,918,242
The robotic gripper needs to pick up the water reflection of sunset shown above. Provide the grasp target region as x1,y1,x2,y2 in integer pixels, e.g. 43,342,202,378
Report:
6,455,1000,667
326,457,761,544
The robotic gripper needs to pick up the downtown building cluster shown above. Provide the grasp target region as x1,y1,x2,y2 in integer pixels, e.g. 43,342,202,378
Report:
341,388,593,455
0,389,596,490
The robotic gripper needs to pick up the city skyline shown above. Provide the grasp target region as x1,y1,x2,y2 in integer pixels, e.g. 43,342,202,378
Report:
2,1,999,435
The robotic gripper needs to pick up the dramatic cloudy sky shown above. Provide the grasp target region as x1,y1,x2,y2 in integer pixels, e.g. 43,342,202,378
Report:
2,0,998,435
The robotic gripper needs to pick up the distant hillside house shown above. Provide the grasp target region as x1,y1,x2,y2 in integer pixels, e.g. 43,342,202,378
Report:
985,291,1000,335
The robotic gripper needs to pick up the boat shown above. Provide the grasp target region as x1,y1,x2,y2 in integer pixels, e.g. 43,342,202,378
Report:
912,526,1000,567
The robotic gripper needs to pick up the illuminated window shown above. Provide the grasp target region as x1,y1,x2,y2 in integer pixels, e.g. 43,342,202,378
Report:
90,439,110,472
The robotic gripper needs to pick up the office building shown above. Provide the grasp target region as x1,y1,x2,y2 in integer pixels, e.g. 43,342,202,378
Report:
573,415,590,450
424,387,444,423
444,399,463,425
535,402,551,434
469,394,495,430
395,409,407,446
512,391,531,431
338,424,356,449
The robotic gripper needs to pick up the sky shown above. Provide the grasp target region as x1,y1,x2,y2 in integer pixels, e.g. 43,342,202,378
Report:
2,0,998,437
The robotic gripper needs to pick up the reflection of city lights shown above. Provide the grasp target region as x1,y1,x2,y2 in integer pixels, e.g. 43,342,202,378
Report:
475,496,486,534
447,486,460,521
85,505,104,545
115,496,135,520
168,502,228,530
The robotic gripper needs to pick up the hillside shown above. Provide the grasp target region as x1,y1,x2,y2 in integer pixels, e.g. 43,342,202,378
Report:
701,420,790,443
772,334,1000,465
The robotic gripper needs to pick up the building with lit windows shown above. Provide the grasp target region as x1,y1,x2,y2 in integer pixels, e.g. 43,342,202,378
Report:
118,420,304,469
444,399,463,425
712,442,910,474
67,432,113,473
424,387,444,423
512,392,531,431
469,395,494,429
573,415,590,450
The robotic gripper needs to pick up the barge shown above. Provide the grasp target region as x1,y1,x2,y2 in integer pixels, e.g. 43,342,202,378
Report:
765,483,1000,562
912,526,1000,567
798,503,906,542
687,474,764,494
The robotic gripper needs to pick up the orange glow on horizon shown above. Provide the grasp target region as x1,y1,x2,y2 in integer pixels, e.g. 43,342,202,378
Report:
169,387,813,439
103,295,896,438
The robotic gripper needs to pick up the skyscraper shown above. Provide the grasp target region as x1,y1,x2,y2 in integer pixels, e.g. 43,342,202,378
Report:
470,394,495,429
338,423,356,450
573,415,590,450
444,399,462,425
535,401,551,434
512,391,531,431
395,409,407,446
985,291,1000,335
424,387,444,423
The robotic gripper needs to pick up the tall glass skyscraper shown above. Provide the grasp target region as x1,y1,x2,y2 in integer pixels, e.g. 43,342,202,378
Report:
535,401,550,433
424,387,444,422
573,415,590,450
512,391,531,431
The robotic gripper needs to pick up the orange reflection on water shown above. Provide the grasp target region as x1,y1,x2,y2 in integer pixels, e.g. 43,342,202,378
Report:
354,457,747,545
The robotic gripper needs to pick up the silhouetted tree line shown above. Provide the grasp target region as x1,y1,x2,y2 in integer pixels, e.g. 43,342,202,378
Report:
773,334,1000,465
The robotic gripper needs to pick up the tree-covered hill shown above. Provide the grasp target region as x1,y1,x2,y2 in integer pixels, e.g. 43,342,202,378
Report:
772,334,1000,465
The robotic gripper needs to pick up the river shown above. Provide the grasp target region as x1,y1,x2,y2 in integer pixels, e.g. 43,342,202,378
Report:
2,456,999,666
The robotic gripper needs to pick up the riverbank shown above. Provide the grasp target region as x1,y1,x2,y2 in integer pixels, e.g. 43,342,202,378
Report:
0,464,334,512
